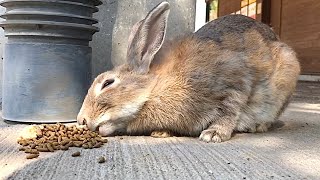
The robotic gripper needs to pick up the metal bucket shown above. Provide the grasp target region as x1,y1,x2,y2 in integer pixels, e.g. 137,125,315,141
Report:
0,0,101,122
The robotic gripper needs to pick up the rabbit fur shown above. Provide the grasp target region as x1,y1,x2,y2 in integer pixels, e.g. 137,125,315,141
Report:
77,2,300,142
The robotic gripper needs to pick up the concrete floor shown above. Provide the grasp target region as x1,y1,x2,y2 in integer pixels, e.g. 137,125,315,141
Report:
0,81,320,180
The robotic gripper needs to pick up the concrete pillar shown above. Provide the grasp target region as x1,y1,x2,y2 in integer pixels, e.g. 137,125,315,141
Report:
0,6,6,107
90,0,196,78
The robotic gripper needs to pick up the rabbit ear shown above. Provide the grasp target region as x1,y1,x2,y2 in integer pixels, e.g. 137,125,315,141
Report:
126,2,170,74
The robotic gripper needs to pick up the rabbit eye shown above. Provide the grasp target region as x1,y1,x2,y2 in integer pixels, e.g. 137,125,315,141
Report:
101,79,115,90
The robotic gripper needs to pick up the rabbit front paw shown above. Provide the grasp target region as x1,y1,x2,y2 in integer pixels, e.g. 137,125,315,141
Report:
256,122,272,133
199,127,232,143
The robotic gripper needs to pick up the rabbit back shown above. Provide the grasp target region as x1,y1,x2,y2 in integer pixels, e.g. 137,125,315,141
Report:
128,15,300,136
195,14,278,43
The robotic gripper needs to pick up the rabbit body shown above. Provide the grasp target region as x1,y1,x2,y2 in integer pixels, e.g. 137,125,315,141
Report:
77,2,300,142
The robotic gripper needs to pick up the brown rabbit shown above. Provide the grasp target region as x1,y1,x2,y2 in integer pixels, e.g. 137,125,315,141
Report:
77,2,300,142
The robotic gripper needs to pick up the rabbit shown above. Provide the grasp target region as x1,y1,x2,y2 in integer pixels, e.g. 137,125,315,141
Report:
77,2,300,143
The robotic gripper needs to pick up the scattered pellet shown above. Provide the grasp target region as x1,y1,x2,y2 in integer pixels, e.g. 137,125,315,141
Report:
26,154,39,159
72,151,81,157
98,156,106,163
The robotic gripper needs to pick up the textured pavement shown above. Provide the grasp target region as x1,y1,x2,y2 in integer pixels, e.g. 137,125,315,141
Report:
0,81,320,180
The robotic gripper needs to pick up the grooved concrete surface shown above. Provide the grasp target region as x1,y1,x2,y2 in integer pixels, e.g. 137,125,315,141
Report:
0,81,320,180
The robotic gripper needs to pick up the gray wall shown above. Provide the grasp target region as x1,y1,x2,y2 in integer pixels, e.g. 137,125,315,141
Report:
90,0,196,79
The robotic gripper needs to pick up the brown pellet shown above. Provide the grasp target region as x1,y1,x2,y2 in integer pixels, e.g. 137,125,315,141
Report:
36,147,49,152
93,142,102,148
87,142,93,149
72,151,80,157
25,149,39,154
91,139,97,145
30,144,36,149
46,143,54,152
73,142,82,147
49,132,55,137
53,145,60,150
60,145,69,151
47,126,54,131
67,141,73,147
98,157,106,163
96,138,108,143
36,130,43,137
82,144,89,149
59,126,64,131
58,136,62,143
61,139,70,146
26,154,39,159
20,141,29,146
18,123,108,159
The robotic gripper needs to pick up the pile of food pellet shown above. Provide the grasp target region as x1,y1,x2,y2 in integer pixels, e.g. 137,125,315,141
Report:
17,123,108,162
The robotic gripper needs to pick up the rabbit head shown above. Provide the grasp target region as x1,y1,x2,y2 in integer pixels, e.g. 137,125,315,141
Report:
77,2,170,136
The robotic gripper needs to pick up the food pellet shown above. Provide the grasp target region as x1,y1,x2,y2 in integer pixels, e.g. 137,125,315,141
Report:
25,149,39,154
87,142,93,149
53,145,60,150
93,142,102,148
97,138,108,143
72,151,81,157
46,143,54,152
30,144,36,149
98,156,106,163
26,154,39,159
17,123,108,159
60,145,69,151
36,147,49,152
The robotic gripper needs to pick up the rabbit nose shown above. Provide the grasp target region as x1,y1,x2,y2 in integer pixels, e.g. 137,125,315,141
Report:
81,118,87,125
77,115,88,125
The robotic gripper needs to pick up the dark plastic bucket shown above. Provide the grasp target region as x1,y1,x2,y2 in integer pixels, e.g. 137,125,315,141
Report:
0,0,101,122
